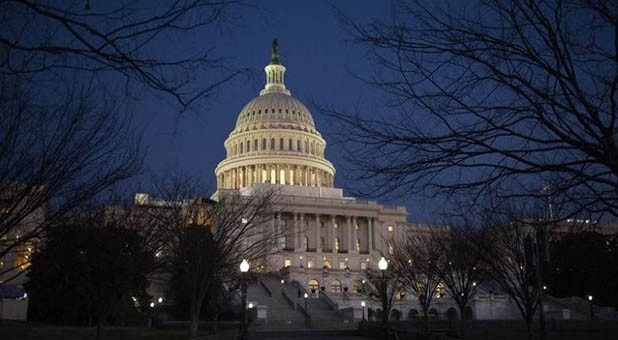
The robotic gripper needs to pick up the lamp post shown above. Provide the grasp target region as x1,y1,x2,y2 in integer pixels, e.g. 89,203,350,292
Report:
361,300,366,321
588,295,594,320
378,257,389,339
304,292,308,312
239,259,250,340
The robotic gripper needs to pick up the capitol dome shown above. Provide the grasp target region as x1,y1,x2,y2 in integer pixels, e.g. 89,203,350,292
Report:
215,40,335,190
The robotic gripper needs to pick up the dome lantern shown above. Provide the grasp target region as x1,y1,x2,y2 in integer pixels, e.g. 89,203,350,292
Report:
261,38,290,96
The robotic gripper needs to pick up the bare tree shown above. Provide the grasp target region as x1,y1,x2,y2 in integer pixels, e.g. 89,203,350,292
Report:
390,228,441,333
0,77,141,284
362,265,402,338
0,0,250,109
143,177,280,338
432,225,482,338
470,200,551,340
324,0,618,217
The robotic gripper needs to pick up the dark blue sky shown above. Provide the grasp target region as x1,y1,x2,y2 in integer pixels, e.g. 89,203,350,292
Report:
133,1,439,223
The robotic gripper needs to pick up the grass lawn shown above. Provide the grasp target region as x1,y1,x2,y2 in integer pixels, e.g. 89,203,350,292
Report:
0,321,191,340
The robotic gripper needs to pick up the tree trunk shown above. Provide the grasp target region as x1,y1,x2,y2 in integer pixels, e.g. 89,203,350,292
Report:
457,305,466,339
188,302,201,338
525,316,533,340
421,309,429,334
213,309,219,334
95,321,104,340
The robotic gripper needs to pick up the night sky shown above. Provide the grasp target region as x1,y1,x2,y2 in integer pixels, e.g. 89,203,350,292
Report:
132,1,438,223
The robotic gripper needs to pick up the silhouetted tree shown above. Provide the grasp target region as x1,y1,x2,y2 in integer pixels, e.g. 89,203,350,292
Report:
325,0,618,218
25,218,156,340
390,229,441,333
145,177,280,338
0,78,140,284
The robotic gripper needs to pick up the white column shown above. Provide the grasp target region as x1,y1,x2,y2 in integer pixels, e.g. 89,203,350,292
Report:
316,214,321,251
299,213,305,251
368,217,373,251
278,213,283,248
293,213,298,250
352,216,358,253
346,216,352,253
272,213,278,250
331,215,336,254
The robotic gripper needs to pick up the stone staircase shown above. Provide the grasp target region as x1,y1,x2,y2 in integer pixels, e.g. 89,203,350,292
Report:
247,274,350,329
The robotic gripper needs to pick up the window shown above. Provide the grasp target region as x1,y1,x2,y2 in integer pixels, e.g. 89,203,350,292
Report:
262,139,266,150
279,236,286,249
307,260,314,268
305,141,309,153
335,238,340,251
297,140,301,151
240,142,243,154
323,259,331,268
356,239,361,252
388,225,394,232
331,280,342,293
320,237,325,249
234,144,237,155
247,140,250,152
361,260,368,270
270,138,275,150
308,279,319,291
284,259,291,267
339,261,346,269
254,139,258,150
389,245,394,255
354,280,363,293
334,223,338,229
303,237,308,250
355,224,359,230
280,138,284,150
289,139,293,150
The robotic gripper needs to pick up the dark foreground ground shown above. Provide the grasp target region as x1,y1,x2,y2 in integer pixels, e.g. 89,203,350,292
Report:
2,320,618,340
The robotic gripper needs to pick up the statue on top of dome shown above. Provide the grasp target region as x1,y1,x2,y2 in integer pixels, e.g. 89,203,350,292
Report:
270,38,280,65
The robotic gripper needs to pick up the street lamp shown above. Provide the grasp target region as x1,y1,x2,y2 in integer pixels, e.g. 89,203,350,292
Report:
304,292,308,313
378,257,389,338
361,300,366,321
588,295,594,320
239,259,250,340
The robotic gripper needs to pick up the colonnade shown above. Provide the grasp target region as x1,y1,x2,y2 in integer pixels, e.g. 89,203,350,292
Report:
271,212,379,255
217,164,333,189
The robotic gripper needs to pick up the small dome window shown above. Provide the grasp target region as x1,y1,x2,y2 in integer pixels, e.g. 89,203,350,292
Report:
270,138,275,150
247,140,251,152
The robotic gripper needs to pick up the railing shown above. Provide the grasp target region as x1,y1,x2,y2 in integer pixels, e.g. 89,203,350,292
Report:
297,301,311,319
337,249,348,254
259,279,273,298
306,248,316,252
281,289,295,310
319,291,339,311
359,250,369,254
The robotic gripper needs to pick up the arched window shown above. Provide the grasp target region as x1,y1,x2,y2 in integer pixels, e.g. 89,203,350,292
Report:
308,279,319,291
262,138,266,150
254,139,258,151
305,141,309,153
408,309,420,320
280,138,284,150
390,309,401,321
289,139,293,150
240,142,243,154
271,138,275,150
330,280,342,293
297,140,301,151
335,238,340,251
246,140,250,152
234,144,237,155
428,308,438,320
447,307,458,321
311,143,315,154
